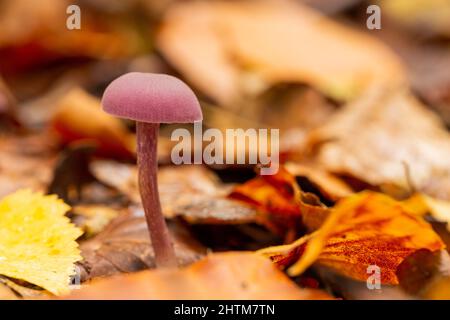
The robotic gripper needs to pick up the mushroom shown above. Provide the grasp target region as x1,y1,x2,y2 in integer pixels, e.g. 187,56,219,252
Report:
102,72,202,268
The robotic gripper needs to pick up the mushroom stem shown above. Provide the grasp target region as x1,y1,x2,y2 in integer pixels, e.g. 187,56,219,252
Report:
136,122,177,268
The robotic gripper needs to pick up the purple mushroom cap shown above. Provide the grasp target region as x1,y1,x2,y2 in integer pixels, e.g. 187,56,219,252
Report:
102,72,202,123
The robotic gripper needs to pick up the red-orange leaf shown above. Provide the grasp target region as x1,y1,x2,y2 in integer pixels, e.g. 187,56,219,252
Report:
259,191,445,284
229,167,302,237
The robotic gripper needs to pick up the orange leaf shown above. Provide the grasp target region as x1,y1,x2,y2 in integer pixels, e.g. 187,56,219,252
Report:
259,191,445,284
51,88,135,160
229,167,302,236
63,252,332,300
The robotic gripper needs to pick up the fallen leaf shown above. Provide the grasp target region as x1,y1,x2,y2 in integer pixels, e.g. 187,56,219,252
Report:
0,189,83,295
77,208,206,281
259,191,445,284
64,252,332,299
396,249,450,297
401,194,450,232
0,133,58,198
157,0,405,105
0,0,142,75
90,161,258,224
373,26,450,126
285,162,353,201
51,88,135,160
308,88,450,200
229,167,303,238
71,205,120,237
229,167,330,238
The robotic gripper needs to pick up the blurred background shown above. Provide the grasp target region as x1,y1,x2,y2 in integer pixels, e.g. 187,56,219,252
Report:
0,0,449,201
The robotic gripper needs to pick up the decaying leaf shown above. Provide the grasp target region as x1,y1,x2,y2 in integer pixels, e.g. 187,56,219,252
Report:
259,191,445,285
77,208,206,281
396,249,450,298
47,142,98,204
0,133,58,198
65,252,332,299
0,189,83,295
308,88,450,200
90,160,258,224
157,0,405,105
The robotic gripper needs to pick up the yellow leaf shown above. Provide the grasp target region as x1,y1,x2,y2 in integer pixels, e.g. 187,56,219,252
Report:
0,190,83,295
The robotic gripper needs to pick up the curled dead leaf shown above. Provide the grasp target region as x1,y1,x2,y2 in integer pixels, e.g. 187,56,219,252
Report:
77,208,206,281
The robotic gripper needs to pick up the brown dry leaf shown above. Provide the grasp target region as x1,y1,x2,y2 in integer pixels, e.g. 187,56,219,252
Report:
90,161,258,224
0,133,58,198
51,88,135,160
308,88,450,200
259,191,445,285
396,249,450,298
157,0,405,106
65,252,332,300
77,208,206,281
